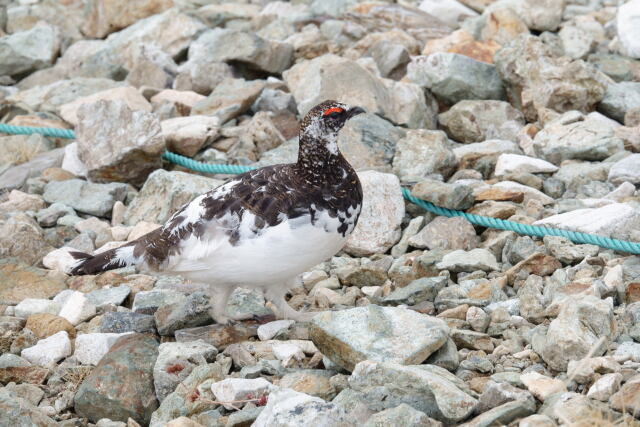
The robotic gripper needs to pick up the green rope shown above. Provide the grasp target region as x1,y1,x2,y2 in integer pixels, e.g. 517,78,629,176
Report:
2,123,640,255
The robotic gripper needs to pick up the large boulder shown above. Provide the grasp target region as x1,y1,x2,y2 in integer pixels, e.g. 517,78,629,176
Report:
74,334,159,425
75,100,165,186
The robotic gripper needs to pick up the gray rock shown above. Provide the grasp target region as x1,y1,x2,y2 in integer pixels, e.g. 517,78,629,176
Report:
475,381,536,413
392,130,457,182
0,23,60,77
153,340,218,402
87,286,131,308
36,203,75,227
125,170,223,225
0,213,54,266
411,179,474,210
192,78,266,124
407,53,504,104
100,311,156,334
283,53,435,129
559,26,595,60
0,148,65,192
364,403,440,427
614,341,640,361
344,171,404,257
252,88,297,113
598,82,640,123
383,276,449,305
74,334,159,425
149,363,227,427
542,236,598,264
226,287,272,320
173,61,234,96
188,28,293,74
339,113,406,172
424,337,459,372
438,100,525,143
495,34,606,121
369,40,411,79
75,100,164,186
154,292,211,336
43,179,127,217
0,388,56,427
349,361,477,424
408,216,479,251
535,296,615,371
533,118,624,165
437,249,499,272
310,305,449,371
0,353,31,369
132,289,186,315
463,400,535,427
253,388,352,427
608,153,640,185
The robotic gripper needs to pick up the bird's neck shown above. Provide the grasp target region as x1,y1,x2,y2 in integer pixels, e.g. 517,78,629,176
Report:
295,132,352,186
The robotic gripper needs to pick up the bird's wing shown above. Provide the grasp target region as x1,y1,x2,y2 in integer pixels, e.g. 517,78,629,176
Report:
130,165,303,272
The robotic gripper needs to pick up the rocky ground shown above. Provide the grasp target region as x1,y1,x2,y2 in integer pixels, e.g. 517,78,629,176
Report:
1,0,640,426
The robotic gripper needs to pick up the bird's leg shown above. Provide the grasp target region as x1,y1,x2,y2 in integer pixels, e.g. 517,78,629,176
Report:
264,281,318,323
207,285,234,325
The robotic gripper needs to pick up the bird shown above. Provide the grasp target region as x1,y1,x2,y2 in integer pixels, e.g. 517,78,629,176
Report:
69,100,365,324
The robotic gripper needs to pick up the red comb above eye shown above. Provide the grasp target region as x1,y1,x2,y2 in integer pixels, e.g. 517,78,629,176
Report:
323,107,344,116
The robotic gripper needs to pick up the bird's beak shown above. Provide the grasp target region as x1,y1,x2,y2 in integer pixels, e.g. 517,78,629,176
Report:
347,106,365,118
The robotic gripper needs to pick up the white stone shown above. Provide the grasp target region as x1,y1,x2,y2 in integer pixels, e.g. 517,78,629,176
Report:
61,142,88,177
587,373,622,401
533,203,640,240
14,298,60,319
74,333,130,366
58,291,97,326
419,0,477,28
257,320,295,341
272,342,305,365
361,286,383,298
614,341,640,361
494,153,558,176
617,0,640,59
21,331,72,367
604,181,636,202
42,247,78,273
608,154,640,185
436,248,500,272
603,265,624,294
60,86,152,126
210,378,274,410
344,171,404,257
453,140,522,160
93,241,128,254
520,372,567,402
53,289,76,306
492,181,555,205
253,388,350,427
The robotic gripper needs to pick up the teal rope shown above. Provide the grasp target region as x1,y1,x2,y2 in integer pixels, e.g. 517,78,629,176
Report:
2,123,640,255
0,123,75,139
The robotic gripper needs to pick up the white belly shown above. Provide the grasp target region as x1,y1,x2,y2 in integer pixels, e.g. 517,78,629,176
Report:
169,217,349,286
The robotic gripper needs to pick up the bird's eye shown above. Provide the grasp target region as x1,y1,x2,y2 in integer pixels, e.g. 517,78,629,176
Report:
322,107,344,118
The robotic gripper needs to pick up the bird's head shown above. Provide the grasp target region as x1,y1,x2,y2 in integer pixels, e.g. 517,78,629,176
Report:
299,100,365,155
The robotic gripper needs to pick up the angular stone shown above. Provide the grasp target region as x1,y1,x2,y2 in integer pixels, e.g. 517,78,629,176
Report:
74,334,159,425
412,179,474,210
463,400,535,427
0,366,49,385
364,403,440,427
283,53,434,129
617,0,640,59
58,291,97,326
82,0,173,38
439,100,525,143
408,216,479,251
174,323,258,350
0,259,67,305
74,332,130,366
43,179,127,217
211,378,273,410
87,285,131,308
192,78,265,124
520,372,567,402
76,100,164,186
407,53,504,104
189,28,293,74
279,371,336,401
154,340,218,402
21,331,72,367
382,276,448,306
0,213,54,266
608,153,640,185
154,292,211,336
161,116,220,158
310,305,449,371
0,23,60,77
14,298,60,319
392,130,457,182
494,154,558,176
344,171,404,257
436,249,499,272
609,380,640,418
25,313,76,339
0,388,57,426
349,361,477,424
100,311,156,334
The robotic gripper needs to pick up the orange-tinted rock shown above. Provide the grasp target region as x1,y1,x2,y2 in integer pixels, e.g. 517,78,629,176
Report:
481,9,529,45
626,282,640,303
25,313,76,339
476,188,525,203
41,167,76,182
0,366,49,385
0,259,68,305
448,40,501,64
506,253,562,285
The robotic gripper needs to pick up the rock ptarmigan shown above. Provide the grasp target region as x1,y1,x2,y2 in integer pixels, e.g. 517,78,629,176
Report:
69,100,365,323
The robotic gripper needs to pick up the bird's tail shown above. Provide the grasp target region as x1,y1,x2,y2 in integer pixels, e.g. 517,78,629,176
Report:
68,245,138,275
